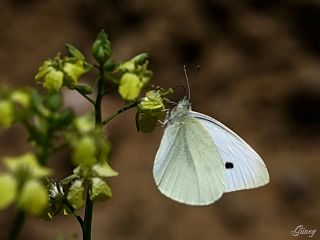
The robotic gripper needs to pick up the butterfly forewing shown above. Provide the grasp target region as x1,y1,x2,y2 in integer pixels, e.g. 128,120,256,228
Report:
190,111,269,192
153,116,225,205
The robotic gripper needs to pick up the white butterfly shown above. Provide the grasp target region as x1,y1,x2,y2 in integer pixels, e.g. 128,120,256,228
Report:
153,97,269,205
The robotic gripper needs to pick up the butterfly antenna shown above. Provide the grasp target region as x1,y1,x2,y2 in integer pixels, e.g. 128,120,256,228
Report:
183,65,191,100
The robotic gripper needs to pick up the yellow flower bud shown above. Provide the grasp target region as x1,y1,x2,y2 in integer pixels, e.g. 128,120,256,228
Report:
63,61,86,88
72,136,97,165
43,69,64,91
11,90,30,108
18,180,48,215
136,89,171,133
35,60,52,83
138,90,165,114
67,180,84,209
74,114,95,134
118,73,142,100
91,30,112,64
0,174,17,210
3,153,51,178
89,177,112,201
0,100,14,128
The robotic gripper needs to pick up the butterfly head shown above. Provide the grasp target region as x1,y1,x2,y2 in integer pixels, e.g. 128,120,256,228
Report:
166,97,191,124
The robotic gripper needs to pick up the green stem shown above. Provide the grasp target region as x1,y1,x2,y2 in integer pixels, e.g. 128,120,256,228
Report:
75,86,95,106
9,210,26,240
83,191,93,240
83,66,105,240
94,68,104,125
102,101,138,125
63,199,84,227
38,136,50,166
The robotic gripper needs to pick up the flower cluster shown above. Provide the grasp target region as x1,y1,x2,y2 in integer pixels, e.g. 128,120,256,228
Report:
0,153,51,215
46,114,117,212
35,50,91,92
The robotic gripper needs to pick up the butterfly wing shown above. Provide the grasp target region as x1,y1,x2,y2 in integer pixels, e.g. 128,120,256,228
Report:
153,117,225,205
190,111,269,192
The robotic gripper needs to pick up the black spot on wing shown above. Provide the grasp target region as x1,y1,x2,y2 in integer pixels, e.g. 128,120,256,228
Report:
225,162,234,169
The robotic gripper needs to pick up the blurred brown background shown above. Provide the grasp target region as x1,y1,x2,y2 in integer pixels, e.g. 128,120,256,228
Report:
0,0,320,239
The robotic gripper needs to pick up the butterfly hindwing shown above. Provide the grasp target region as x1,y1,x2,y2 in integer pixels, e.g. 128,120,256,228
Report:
190,111,269,192
153,116,225,205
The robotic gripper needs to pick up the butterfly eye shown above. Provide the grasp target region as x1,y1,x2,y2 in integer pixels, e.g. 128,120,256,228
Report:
225,162,234,169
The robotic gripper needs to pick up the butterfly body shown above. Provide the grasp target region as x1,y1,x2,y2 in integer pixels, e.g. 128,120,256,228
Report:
153,98,269,205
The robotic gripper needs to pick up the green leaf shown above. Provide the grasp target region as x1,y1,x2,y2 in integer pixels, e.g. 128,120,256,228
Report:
92,162,118,178
50,108,74,130
44,92,62,111
89,177,112,201
0,174,17,210
103,60,117,72
18,180,48,215
118,73,142,100
131,53,148,65
67,180,84,209
29,90,51,118
65,43,85,60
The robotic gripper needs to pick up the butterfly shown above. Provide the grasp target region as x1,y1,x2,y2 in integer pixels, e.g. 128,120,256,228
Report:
153,97,269,205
